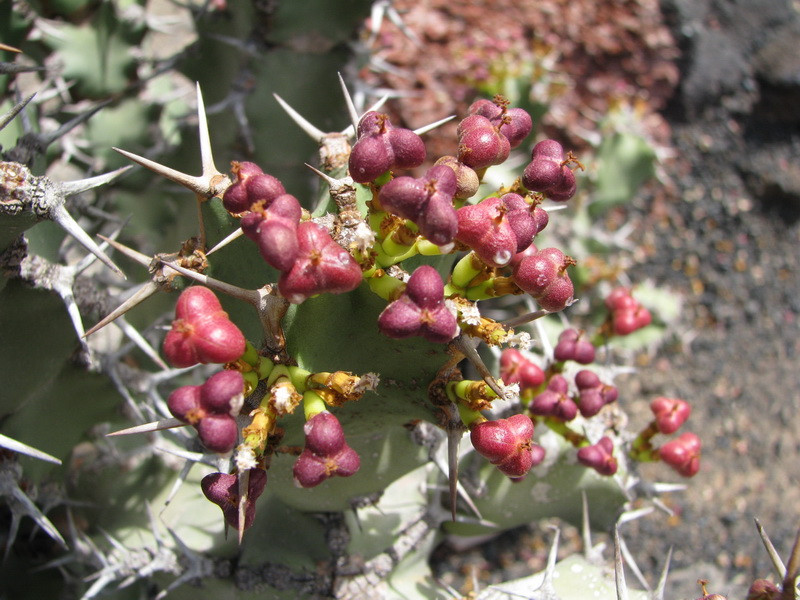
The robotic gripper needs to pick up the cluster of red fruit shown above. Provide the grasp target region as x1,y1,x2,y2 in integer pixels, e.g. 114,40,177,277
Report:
223,162,363,304
156,92,695,534
648,396,700,477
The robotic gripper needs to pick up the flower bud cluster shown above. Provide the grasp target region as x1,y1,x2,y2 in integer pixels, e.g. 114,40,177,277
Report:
499,348,544,392
659,432,701,477
277,222,364,304
168,370,245,453
530,374,578,421
293,411,360,488
574,370,619,418
553,328,595,364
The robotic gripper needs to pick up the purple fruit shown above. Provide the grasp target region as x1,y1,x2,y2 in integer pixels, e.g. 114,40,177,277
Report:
201,469,267,530
377,266,458,344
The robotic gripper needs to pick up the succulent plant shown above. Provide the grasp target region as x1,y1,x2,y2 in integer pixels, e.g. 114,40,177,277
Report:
3,3,783,600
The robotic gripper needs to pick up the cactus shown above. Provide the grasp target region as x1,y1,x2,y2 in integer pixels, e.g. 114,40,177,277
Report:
3,3,780,600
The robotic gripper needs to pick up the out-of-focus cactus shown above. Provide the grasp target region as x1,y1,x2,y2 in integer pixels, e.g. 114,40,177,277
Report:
0,3,714,600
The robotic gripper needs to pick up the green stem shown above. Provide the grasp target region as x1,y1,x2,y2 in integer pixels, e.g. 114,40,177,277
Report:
451,252,484,289
457,401,485,429
543,416,588,447
303,389,327,420
367,269,405,300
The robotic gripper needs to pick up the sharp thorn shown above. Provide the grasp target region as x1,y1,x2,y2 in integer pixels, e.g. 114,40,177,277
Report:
614,525,630,600
618,531,650,591
338,72,360,134
49,205,125,277
304,162,340,186
152,445,206,463
112,147,213,198
617,506,654,525
341,94,389,137
158,258,259,305
106,418,186,437
502,309,551,328
0,62,46,75
533,525,560,597
651,547,672,600
60,165,132,197
413,115,455,136
0,93,35,132
367,1,387,43
194,83,218,178
0,42,22,53
74,227,115,275
783,526,800,596
450,335,505,398
581,490,593,556
755,517,787,578
237,469,249,545
446,417,460,521
115,317,169,369
272,93,326,142
96,234,153,268
57,286,89,345
0,433,62,464
385,4,423,47
91,286,159,339
205,226,244,256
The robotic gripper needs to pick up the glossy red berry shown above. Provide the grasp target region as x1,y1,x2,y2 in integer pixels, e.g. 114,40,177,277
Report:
434,155,480,199
659,432,701,477
522,140,578,202
378,164,458,246
468,97,533,149
456,114,510,169
650,397,692,435
499,348,545,391
512,247,575,311
222,161,286,214
470,414,543,479
456,194,536,267
168,370,245,454
277,222,363,304
576,437,618,476
553,329,596,364
162,287,246,368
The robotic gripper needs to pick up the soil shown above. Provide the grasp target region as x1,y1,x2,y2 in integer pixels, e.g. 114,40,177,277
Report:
361,0,800,598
